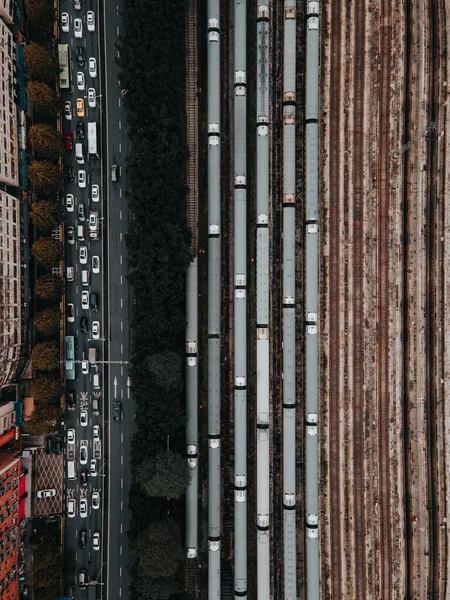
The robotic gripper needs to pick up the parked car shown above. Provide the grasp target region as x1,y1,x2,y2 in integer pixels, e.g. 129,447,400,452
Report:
88,58,97,78
80,470,88,487
76,121,85,140
93,532,100,551
76,98,85,118
88,88,96,109
79,444,88,465
86,11,95,32
66,194,74,212
61,12,69,32
111,164,118,182
93,425,100,440
91,491,100,510
81,360,89,375
75,46,85,66
67,226,75,245
80,316,88,334
90,459,97,476
113,401,123,421
74,18,83,38
73,0,81,8
78,202,86,221
91,183,100,202
77,71,85,91
78,170,87,189
79,246,88,264
68,428,75,443
64,100,72,120
81,291,89,310
67,303,75,323
80,409,88,426
37,489,56,498
92,255,100,274
79,530,87,549
67,499,76,518
92,321,100,340
65,131,73,151
65,165,75,182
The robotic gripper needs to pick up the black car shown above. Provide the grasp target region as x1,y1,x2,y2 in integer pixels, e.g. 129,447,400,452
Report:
79,529,87,549
80,316,88,334
67,392,75,409
80,470,88,487
75,46,85,66
90,293,99,313
76,121,85,140
64,165,74,182
113,401,123,421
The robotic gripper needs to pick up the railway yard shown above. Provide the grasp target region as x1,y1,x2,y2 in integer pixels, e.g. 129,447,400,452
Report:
184,0,450,598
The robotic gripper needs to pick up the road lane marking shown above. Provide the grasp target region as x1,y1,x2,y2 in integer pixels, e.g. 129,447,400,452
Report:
121,433,124,443
120,567,122,576
119,143,122,153
118,98,121,107
121,455,123,465
119,188,122,197
120,276,123,285
117,26,120,35
120,255,122,265
121,366,123,376
117,49,120,58
119,210,122,220
120,232,123,241
121,321,123,331
119,120,121,130
119,589,122,598
120,524,123,534
120,344,123,354
120,298,123,308
121,501,123,510
121,478,123,489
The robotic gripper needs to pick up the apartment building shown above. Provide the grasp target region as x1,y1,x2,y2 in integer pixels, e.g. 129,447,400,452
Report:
0,0,13,25
0,18,17,186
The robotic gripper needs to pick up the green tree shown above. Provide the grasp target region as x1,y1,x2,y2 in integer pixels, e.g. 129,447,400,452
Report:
30,199,61,232
137,451,191,499
26,404,60,435
147,350,183,392
31,341,59,371
35,274,62,299
27,81,57,120
29,124,64,162
28,161,62,194
135,576,178,600
133,519,184,580
32,533,62,593
32,373,61,403
32,237,63,268
34,308,61,337
24,42,59,83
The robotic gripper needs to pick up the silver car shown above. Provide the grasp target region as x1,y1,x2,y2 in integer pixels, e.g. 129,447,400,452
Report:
74,18,83,38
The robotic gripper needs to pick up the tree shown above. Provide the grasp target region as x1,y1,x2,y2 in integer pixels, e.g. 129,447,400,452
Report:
32,373,61,403
27,81,57,120
136,451,191,500
134,575,178,600
29,124,64,162
35,274,62,299
32,238,63,268
24,42,59,83
26,0,55,32
31,341,59,371
147,350,183,392
32,533,62,595
133,519,184,580
26,404,60,435
28,161,62,194
30,199,61,232
34,308,61,336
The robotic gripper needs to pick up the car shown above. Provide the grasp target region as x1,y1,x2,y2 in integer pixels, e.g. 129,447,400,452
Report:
91,183,100,202
76,121,85,139
74,18,82,38
64,100,72,120
76,98,85,118
74,0,81,9
113,401,123,421
89,211,97,230
79,444,88,465
80,316,88,334
67,428,75,443
78,170,87,188
67,303,75,323
93,532,100,551
92,255,100,274
111,164,118,182
79,530,87,549
88,57,97,78
79,246,88,264
68,498,76,518
88,88,96,109
37,489,56,498
91,491,100,510
67,391,76,409
80,470,88,486
90,459,97,476
78,569,87,587
78,202,86,222
92,321,100,340
87,11,95,32
61,12,69,32
66,194,74,212
75,46,85,67
81,291,89,310
93,425,100,440
81,360,89,375
65,131,73,151
80,408,88,425
77,71,85,91
67,226,75,245
65,165,75,182
80,499,88,519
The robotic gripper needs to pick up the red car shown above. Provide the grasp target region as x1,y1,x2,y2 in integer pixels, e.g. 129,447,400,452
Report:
65,131,73,151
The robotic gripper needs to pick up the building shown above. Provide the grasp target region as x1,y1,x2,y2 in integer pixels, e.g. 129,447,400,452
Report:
0,450,25,600
0,17,18,186
0,0,13,25
0,403,16,449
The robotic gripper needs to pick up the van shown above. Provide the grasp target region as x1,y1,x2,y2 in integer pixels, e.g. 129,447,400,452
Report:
81,270,89,286
90,292,99,312
75,143,84,164
77,225,85,241
66,266,74,281
93,373,100,390
92,397,99,416
67,460,76,480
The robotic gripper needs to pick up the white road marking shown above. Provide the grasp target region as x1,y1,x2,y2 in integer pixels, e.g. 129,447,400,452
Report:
121,500,123,510
120,255,123,265
119,588,122,598
119,120,121,130
117,26,120,35
121,455,123,465
119,210,122,220
119,143,122,153
121,433,124,443
118,98,121,107
119,188,122,197
121,321,123,331
120,276,123,285
117,49,120,58
120,545,123,555
120,524,123,534
120,298,123,308
121,366,123,376
121,344,123,354
121,478,123,489
120,567,122,576
120,232,123,241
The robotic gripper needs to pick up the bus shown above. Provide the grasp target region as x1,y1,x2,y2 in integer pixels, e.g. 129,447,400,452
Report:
88,122,98,157
65,336,75,380
58,44,71,91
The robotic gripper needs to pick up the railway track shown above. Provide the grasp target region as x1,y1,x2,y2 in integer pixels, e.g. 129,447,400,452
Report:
377,0,393,596
351,0,367,597
328,0,343,595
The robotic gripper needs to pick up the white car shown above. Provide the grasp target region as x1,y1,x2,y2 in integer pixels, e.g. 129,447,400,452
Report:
81,290,89,310
90,459,97,476
77,71,85,91
93,532,100,551
67,303,75,323
91,491,100,510
74,18,83,38
88,58,97,78
91,184,100,202
68,428,75,443
88,88,96,109
89,211,98,231
80,409,88,426
66,194,74,212
80,498,88,518
81,360,89,375
93,425,100,440
78,169,87,188
79,444,88,465
64,100,72,120
92,255,100,274
67,498,76,518
79,246,88,264
92,321,100,340
86,11,95,32
61,12,69,32
37,489,56,498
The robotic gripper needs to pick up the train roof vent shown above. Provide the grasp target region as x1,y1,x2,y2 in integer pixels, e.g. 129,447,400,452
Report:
306,324,318,335
257,213,268,225
258,5,269,19
235,289,246,299
285,7,296,18
284,493,295,506
307,222,318,234
235,474,246,488
209,224,220,235
308,16,319,30
284,193,295,204
258,514,269,528
307,311,317,323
